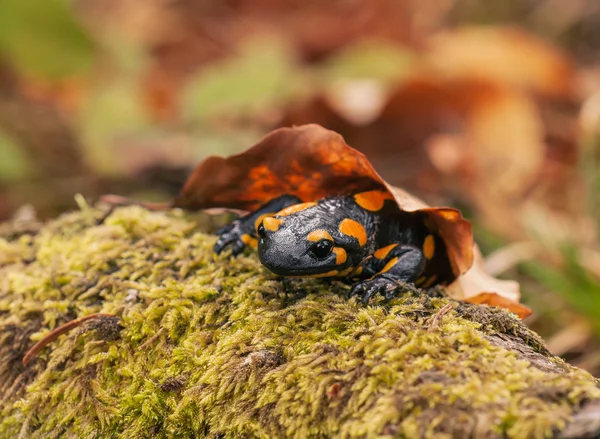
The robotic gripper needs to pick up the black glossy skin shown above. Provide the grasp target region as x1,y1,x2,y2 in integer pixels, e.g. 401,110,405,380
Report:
214,193,451,302
258,196,371,276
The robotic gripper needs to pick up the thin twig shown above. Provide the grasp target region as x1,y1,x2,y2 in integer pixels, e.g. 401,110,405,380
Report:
427,303,455,331
98,194,171,211
137,327,165,351
22,313,115,366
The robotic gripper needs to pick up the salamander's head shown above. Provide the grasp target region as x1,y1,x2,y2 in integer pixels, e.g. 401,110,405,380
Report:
256,200,366,278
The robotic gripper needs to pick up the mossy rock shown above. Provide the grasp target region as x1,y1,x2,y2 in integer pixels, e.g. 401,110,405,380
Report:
0,206,599,439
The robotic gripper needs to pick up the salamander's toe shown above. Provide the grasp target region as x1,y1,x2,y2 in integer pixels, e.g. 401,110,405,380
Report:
213,237,230,254
230,240,245,256
216,223,234,236
347,277,400,303
213,219,248,255
384,289,396,301
347,283,364,300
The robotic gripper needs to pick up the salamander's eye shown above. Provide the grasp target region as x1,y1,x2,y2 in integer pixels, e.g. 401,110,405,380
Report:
309,239,333,259
257,222,266,238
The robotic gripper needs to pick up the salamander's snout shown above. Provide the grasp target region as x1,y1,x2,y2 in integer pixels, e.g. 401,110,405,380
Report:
256,215,343,278
256,216,305,275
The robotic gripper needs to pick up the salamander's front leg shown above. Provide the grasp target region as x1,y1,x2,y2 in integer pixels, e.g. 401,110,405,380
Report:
348,244,425,303
214,195,302,256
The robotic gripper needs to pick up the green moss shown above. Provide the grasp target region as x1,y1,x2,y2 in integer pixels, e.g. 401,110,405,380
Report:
0,206,598,439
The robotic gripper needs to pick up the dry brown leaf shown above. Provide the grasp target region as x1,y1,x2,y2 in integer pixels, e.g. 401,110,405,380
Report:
446,244,532,318
463,292,532,319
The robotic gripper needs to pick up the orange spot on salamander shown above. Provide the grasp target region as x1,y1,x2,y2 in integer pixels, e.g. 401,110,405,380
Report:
263,217,283,232
354,190,394,212
380,257,399,274
374,243,398,260
299,269,339,278
307,230,333,242
333,247,347,265
241,234,258,249
339,219,367,247
423,235,435,260
277,202,317,216
254,214,271,232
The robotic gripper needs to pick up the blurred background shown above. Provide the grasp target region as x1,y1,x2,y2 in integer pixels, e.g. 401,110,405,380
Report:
0,0,599,374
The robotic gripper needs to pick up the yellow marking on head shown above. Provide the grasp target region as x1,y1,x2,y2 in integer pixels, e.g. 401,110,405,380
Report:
277,202,317,217
354,190,394,212
423,235,435,260
333,247,347,265
307,230,333,242
374,243,398,260
263,217,283,232
241,234,258,249
380,257,399,274
422,275,438,288
254,214,271,232
415,276,427,286
299,269,339,278
339,219,367,247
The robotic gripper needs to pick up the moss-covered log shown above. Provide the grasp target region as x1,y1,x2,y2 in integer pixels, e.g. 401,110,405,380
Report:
0,206,599,438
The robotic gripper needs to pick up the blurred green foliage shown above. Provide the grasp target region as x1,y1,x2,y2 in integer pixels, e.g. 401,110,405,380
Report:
0,134,29,181
183,39,306,121
80,77,150,174
581,133,600,234
0,0,96,79
523,248,600,334
318,40,415,85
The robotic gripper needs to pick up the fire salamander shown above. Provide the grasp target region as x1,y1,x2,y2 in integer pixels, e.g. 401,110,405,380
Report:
214,190,455,302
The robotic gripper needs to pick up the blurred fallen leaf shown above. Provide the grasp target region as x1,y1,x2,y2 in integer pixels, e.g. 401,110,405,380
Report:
447,245,531,318
323,79,388,125
546,320,592,355
425,26,576,98
281,77,549,240
580,89,600,137
483,241,541,276
463,292,532,319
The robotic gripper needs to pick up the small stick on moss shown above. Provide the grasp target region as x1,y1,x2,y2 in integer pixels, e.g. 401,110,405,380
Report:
427,303,455,331
22,313,115,366
99,194,246,216
95,204,116,225
98,194,171,211
137,327,165,351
